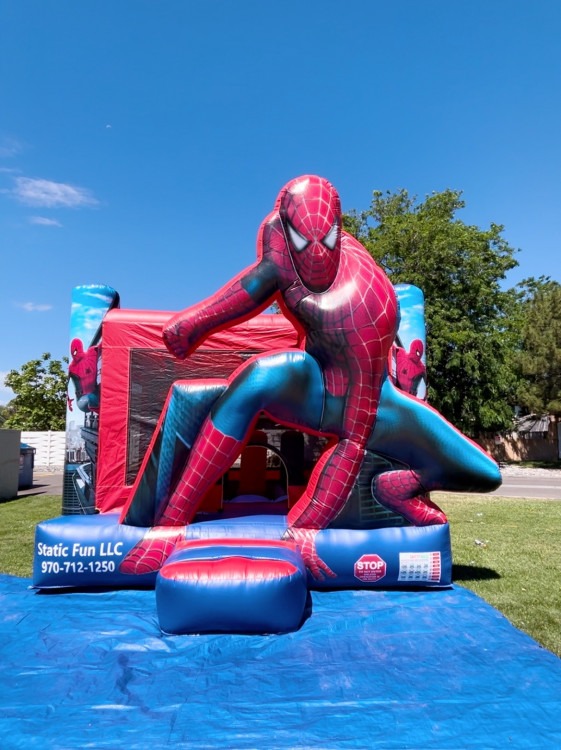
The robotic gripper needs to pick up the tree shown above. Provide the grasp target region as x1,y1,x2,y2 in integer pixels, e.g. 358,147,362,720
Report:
343,189,519,435
516,278,561,416
3,353,68,431
0,403,15,428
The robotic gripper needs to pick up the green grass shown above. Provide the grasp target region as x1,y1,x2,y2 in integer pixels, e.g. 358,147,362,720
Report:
1,492,560,657
436,493,561,657
502,460,561,469
0,495,60,577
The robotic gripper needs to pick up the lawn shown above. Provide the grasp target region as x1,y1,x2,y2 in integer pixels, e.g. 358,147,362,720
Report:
436,492,561,657
1,492,560,657
0,495,61,577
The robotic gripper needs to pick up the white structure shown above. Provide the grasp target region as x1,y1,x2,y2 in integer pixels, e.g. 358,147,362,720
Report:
20,431,65,471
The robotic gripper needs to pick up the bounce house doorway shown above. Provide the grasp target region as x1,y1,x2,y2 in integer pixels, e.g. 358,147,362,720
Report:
201,426,329,519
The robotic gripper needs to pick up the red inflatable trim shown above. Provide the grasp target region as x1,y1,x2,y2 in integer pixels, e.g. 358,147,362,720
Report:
159,557,300,582
174,538,296,552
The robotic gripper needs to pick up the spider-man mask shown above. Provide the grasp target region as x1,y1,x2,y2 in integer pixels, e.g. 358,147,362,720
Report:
71,338,84,360
410,339,424,363
278,175,342,293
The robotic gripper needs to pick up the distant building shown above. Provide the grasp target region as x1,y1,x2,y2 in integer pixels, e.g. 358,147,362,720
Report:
479,414,560,463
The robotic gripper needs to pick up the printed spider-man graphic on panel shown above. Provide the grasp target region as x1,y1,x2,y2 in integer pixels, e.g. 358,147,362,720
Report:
394,339,427,397
68,338,100,413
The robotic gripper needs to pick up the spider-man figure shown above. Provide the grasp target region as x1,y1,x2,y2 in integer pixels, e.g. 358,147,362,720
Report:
394,339,426,396
68,338,100,413
121,175,445,579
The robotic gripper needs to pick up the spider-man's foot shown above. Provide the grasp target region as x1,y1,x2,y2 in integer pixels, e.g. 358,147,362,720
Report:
284,527,336,580
372,470,447,526
119,527,186,575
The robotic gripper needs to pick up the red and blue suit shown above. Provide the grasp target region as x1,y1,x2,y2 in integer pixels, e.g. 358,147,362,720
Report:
394,339,427,396
68,338,100,413
121,176,446,578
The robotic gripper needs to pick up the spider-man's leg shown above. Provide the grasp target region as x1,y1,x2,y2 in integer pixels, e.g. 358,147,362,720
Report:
372,470,447,525
285,440,365,579
119,526,187,575
163,350,323,524
120,351,324,575
119,423,240,574
288,438,364,529
76,392,99,413
158,428,239,525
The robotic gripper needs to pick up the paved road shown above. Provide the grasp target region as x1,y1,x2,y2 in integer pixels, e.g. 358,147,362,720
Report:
17,469,561,501
18,472,63,498
490,471,561,500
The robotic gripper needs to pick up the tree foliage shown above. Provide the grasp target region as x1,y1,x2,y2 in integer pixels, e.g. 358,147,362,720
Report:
344,188,519,435
3,353,68,431
515,278,561,416
0,403,15,428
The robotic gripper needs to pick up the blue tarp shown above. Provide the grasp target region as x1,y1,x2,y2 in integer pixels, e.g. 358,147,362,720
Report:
1,574,560,749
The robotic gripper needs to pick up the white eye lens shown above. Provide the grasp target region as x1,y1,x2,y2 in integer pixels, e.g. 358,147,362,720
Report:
288,223,309,252
323,222,339,250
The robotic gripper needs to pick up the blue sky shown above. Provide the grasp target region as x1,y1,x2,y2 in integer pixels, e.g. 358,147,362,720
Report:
1,1,560,404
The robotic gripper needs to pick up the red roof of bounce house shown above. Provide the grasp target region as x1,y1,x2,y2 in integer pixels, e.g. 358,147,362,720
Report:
96,309,303,513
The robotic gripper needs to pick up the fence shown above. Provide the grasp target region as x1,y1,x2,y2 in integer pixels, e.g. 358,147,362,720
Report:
20,431,65,471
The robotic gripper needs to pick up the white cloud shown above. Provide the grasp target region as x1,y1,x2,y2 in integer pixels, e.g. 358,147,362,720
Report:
12,176,99,208
0,137,24,158
16,302,54,312
68,304,109,347
82,290,116,304
29,216,63,227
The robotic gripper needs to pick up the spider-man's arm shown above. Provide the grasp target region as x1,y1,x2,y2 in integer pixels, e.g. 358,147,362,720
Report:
164,257,279,359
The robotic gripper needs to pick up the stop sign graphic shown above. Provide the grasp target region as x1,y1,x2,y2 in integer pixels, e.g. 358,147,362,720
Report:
354,554,387,583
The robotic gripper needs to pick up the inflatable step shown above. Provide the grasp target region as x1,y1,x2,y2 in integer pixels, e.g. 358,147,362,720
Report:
156,538,309,635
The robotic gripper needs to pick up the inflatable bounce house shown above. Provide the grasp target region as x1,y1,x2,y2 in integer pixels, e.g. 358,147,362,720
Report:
33,175,501,635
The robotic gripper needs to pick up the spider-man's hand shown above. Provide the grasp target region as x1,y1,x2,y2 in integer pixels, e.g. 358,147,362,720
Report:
284,527,337,581
163,316,198,360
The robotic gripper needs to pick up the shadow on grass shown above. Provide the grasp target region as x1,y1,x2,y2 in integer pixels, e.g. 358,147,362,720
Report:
0,496,22,505
16,488,51,498
453,564,501,581
1,486,50,503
